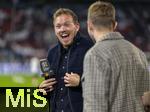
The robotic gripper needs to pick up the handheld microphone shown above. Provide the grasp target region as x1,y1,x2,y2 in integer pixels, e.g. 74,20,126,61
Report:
40,59,55,112
40,59,55,80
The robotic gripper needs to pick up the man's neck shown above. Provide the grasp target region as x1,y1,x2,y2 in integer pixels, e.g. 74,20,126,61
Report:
94,29,113,42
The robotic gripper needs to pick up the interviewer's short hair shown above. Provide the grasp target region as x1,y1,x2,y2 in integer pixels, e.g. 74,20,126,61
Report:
53,8,79,24
88,1,116,29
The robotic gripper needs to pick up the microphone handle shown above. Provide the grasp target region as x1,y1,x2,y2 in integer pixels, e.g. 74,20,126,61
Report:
44,72,49,80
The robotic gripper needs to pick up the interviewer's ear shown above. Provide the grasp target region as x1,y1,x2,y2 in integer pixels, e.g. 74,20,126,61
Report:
87,20,94,32
113,21,118,30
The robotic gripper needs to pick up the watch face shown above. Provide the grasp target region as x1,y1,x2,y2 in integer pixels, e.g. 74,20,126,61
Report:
40,59,50,73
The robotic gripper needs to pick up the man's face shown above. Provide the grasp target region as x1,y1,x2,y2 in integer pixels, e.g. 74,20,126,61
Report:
54,14,79,48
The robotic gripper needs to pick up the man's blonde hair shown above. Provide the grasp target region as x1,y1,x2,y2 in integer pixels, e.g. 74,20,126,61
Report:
88,1,116,29
53,8,79,24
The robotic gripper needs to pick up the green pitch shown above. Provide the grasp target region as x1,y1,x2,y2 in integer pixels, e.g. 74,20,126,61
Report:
0,74,44,87
0,74,49,112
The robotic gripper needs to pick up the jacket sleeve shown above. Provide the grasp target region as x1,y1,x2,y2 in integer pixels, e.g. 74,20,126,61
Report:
78,37,94,88
82,51,111,112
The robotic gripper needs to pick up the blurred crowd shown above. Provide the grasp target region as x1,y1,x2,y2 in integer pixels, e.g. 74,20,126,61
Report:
116,3,150,52
0,1,150,74
0,6,57,62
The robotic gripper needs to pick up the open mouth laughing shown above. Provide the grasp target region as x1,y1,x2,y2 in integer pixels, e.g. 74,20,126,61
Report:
60,32,71,42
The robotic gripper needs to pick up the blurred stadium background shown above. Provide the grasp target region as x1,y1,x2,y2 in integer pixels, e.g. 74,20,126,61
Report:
0,0,150,87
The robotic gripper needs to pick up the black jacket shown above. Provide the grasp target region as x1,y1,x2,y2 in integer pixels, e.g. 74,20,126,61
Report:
47,33,93,112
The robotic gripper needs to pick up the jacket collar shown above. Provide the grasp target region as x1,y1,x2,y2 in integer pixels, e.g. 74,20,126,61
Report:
97,32,124,42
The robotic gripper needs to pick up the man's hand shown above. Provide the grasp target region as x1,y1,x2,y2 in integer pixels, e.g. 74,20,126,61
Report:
64,72,80,87
142,91,150,106
39,78,57,95
142,91,150,112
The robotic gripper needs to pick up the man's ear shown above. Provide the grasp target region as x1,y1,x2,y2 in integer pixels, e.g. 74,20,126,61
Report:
75,22,80,32
113,21,118,30
87,20,94,31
